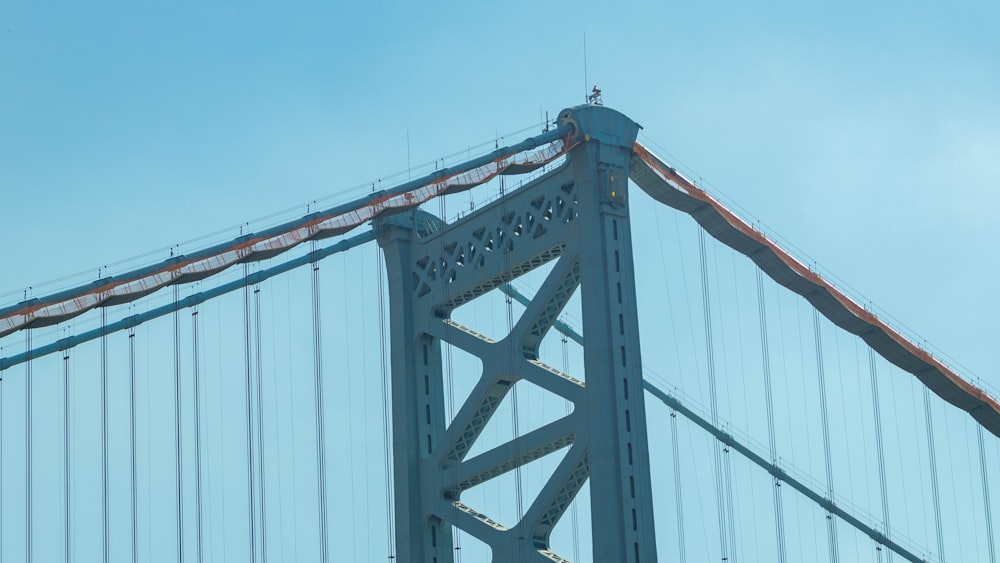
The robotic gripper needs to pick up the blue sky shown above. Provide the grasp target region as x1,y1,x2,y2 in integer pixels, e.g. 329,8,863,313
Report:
1,1,999,561
3,0,998,374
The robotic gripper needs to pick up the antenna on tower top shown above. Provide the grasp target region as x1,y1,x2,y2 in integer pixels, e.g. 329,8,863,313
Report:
583,32,589,104
583,32,602,105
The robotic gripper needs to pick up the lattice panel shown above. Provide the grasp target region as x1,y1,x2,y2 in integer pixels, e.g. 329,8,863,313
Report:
408,176,579,310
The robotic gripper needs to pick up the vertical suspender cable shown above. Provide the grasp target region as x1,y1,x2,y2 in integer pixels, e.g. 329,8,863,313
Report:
63,346,71,563
710,206,739,562
192,309,204,563
698,229,730,561
440,194,461,562
243,264,258,563
1,346,4,563
500,172,526,561
670,408,688,563
266,286,285,560
25,328,32,563
499,170,525,560
376,246,396,559
868,349,891,560
253,286,267,562
720,262,738,563
812,310,839,562
444,317,461,563
129,326,138,563
102,307,109,563
755,269,787,563
923,387,946,560
978,425,997,563
310,247,329,563
339,258,358,562
562,335,581,563
723,428,738,563
173,285,185,561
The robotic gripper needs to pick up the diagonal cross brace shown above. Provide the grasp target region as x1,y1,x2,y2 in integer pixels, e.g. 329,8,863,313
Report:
377,104,657,563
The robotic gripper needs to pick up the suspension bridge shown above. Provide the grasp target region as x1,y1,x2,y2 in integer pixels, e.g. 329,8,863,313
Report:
0,104,997,562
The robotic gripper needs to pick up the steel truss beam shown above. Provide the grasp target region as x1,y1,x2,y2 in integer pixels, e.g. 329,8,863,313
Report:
377,105,658,563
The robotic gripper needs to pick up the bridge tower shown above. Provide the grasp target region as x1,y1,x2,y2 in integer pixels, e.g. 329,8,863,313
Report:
377,105,657,562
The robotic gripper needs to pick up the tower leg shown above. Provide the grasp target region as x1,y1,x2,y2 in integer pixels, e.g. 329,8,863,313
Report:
378,104,658,562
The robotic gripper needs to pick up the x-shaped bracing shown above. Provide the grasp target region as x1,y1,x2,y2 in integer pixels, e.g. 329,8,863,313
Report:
427,251,585,562
379,104,656,563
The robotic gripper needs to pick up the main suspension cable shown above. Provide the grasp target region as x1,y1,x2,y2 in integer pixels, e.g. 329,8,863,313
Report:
812,309,839,562
755,269,787,563
310,247,329,563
